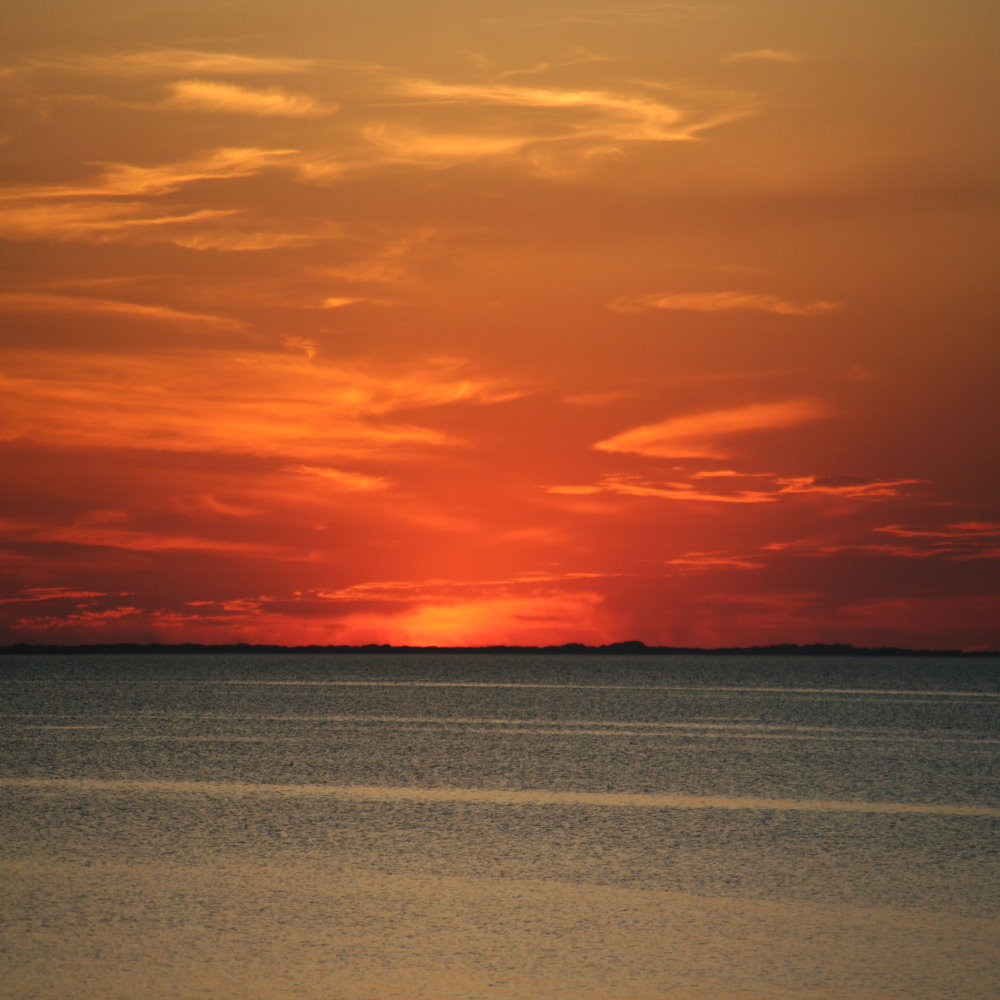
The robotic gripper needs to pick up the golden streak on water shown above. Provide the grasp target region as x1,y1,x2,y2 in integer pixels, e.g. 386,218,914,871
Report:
216,680,1000,698
3,777,997,817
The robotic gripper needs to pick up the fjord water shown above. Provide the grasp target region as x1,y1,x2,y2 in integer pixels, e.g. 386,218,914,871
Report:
1,654,997,1000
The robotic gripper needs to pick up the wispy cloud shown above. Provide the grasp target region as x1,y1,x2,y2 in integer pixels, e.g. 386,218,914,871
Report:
311,571,616,604
546,473,777,504
764,539,940,560
875,522,1000,539
26,49,318,76
321,297,368,309
0,201,239,242
762,521,1000,562
160,80,337,118
0,351,521,460
593,400,829,459
0,147,300,201
359,74,750,177
11,607,143,633
0,147,321,250
666,551,765,570
608,290,839,316
870,522,1000,560
397,78,722,143
183,495,263,518
362,123,530,163
2,518,288,555
777,475,925,499
287,465,394,491
43,527,286,554
0,198,335,251
492,50,613,80
0,292,245,330
0,587,114,605
691,468,773,479
548,466,929,507
166,227,332,251
720,49,805,65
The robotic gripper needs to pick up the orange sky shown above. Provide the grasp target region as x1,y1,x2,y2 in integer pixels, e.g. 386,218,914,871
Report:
1,0,998,648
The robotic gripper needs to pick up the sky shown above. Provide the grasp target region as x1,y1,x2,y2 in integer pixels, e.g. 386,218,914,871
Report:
1,0,998,649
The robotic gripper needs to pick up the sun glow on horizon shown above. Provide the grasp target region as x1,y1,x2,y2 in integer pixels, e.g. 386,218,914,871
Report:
0,2,997,649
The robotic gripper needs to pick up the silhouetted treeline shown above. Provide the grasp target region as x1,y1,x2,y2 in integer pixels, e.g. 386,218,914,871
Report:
0,641,995,657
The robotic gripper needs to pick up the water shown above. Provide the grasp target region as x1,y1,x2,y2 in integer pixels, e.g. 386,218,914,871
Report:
1,653,998,999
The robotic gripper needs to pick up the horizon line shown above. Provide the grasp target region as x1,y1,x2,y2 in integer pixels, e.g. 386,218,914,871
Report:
1,640,997,657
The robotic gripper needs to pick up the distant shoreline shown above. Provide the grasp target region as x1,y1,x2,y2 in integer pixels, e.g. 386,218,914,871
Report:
1,641,996,657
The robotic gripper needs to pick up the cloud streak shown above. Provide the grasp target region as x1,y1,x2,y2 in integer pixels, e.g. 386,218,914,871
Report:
666,552,765,570
0,147,335,250
876,522,1000,539
311,571,618,605
0,351,520,460
161,80,337,118
27,49,318,77
0,517,288,555
0,201,239,243
721,49,805,65
0,587,114,605
777,476,925,499
0,147,300,201
547,474,777,504
396,78,731,143
593,400,829,458
608,290,839,316
0,292,245,330
357,74,752,176
288,465,394,491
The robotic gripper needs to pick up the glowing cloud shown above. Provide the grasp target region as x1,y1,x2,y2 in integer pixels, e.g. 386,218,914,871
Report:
876,522,1000,539
721,49,805,64
608,290,839,316
168,228,328,251
777,476,925,499
288,466,394,491
1,147,299,201
363,123,530,162
396,78,711,143
667,552,765,570
29,49,318,76
4,519,288,555
546,474,777,503
0,588,113,605
0,351,517,460
0,199,332,251
161,80,336,118
0,292,245,330
368,75,750,177
593,400,829,458
0,201,239,243
311,571,618,605
321,297,365,308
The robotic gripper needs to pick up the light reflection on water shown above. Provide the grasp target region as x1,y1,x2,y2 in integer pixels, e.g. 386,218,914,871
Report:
1,653,998,999
4,776,1000,817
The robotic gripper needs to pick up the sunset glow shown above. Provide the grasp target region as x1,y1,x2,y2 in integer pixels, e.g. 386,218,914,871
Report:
1,0,998,648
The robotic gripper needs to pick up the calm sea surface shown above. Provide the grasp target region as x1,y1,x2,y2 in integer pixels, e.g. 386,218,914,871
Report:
1,653,998,1000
